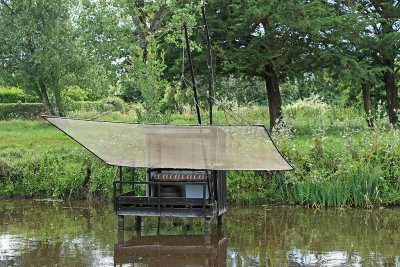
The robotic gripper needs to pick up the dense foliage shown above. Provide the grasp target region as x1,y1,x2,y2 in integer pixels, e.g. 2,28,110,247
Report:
1,0,398,127
0,103,45,120
0,87,40,103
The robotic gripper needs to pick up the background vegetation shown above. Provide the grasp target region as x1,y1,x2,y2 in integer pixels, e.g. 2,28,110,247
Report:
1,101,399,207
0,0,399,207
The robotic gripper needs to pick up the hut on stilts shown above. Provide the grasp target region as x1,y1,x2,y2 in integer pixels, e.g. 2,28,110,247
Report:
43,116,293,233
43,2,293,234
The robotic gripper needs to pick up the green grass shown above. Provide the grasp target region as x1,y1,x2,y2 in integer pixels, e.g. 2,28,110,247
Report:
1,103,400,207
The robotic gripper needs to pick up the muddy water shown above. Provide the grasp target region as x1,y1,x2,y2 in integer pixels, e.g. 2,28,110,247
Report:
0,199,399,266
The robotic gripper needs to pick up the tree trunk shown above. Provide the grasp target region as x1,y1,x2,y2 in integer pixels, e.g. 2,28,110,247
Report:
54,88,65,117
379,8,399,126
39,81,55,116
361,82,373,127
128,2,165,63
383,69,399,126
264,65,282,131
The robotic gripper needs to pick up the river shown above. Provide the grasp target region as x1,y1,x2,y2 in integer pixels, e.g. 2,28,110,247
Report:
0,199,399,266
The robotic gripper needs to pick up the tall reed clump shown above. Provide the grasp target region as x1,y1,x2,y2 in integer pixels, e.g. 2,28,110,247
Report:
255,97,397,208
279,162,382,208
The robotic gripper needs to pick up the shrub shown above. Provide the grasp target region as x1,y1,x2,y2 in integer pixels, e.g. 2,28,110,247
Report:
101,96,126,112
0,103,45,120
63,99,115,114
64,86,88,101
283,94,330,119
0,86,40,103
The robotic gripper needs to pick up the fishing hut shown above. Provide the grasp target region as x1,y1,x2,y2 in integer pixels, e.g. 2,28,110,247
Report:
42,3,293,233
43,116,293,233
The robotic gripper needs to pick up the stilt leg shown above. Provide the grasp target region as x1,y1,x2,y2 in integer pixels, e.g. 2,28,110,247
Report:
157,216,161,235
117,231,124,244
134,216,142,232
118,215,124,231
204,217,211,234
217,214,224,226
217,214,224,235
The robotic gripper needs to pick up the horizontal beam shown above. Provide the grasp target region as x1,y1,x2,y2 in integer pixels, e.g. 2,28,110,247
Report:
115,206,215,218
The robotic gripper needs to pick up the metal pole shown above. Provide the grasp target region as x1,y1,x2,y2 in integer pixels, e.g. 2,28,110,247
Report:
119,166,122,194
201,1,213,125
183,23,202,125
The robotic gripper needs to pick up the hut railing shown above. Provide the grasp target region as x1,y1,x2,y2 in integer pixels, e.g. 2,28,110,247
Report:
114,180,210,211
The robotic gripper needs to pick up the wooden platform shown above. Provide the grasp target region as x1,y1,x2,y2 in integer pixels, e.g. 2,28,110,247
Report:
115,191,216,217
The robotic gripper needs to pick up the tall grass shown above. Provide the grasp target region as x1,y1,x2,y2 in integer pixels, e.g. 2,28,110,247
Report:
279,163,382,208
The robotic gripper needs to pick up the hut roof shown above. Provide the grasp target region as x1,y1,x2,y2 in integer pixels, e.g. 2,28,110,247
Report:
43,116,293,171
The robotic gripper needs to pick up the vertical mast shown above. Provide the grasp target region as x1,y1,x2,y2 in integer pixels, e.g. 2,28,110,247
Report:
183,23,202,125
201,0,213,125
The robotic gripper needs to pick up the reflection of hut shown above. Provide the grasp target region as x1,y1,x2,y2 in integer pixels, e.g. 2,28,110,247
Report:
114,234,227,267
44,116,293,233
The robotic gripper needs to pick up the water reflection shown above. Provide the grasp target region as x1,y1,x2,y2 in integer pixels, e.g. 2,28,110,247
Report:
286,249,400,266
1,200,400,266
225,206,400,266
114,233,227,266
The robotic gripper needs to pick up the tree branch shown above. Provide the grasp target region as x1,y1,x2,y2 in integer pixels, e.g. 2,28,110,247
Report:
150,4,166,32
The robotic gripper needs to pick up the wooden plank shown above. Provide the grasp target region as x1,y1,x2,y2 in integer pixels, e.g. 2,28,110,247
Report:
116,196,208,206
116,206,214,218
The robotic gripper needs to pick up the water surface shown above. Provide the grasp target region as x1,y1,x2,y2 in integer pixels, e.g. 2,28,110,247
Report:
1,199,399,266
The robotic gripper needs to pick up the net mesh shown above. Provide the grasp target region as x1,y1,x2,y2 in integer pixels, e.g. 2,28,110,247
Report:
45,117,293,171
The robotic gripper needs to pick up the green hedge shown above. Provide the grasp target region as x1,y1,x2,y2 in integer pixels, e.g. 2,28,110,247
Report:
64,100,115,113
0,103,46,120
0,87,40,103
0,101,118,120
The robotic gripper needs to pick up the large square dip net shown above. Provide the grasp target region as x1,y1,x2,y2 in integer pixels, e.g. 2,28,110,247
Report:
44,116,293,171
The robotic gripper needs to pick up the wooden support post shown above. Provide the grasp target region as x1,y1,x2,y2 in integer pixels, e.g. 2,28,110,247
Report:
218,214,224,226
204,217,211,234
134,216,142,232
157,216,161,235
118,215,124,231
117,231,124,244
217,214,224,236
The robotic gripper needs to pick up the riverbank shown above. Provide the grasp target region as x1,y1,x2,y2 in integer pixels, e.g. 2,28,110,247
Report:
1,104,400,207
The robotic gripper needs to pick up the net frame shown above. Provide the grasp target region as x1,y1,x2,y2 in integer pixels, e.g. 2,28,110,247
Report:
42,116,294,171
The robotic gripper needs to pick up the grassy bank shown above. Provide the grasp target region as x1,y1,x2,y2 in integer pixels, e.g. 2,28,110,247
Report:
1,102,400,207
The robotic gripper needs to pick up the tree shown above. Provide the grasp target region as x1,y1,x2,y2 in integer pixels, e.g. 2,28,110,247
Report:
331,0,400,127
0,0,86,116
358,0,400,126
78,0,200,121
203,0,362,129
